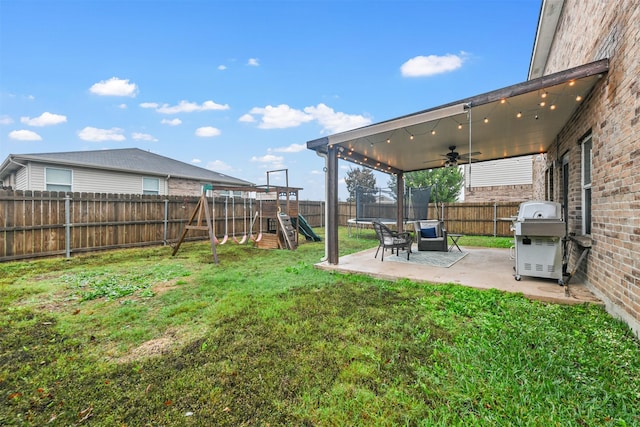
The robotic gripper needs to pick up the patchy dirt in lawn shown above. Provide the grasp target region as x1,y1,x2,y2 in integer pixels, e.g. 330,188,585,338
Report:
116,328,181,364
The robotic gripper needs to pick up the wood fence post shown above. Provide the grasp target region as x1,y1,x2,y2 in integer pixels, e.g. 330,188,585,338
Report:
65,194,71,258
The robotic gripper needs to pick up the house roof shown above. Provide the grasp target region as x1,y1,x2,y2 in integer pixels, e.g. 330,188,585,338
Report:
0,148,253,186
306,59,608,177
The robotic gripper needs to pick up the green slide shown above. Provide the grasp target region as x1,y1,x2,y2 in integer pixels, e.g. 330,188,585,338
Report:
292,214,322,242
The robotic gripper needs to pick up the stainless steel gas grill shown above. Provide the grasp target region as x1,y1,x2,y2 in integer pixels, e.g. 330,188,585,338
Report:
511,201,566,284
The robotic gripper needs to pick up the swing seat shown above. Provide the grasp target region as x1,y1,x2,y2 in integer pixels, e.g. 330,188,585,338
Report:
234,235,248,244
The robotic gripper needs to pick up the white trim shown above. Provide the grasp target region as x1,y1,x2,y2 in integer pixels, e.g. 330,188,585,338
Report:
581,133,592,235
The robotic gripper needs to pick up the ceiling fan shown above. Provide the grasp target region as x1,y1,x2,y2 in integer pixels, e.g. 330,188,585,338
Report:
433,145,481,167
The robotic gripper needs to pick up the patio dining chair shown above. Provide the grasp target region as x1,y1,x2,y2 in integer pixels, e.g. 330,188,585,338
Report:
372,220,412,261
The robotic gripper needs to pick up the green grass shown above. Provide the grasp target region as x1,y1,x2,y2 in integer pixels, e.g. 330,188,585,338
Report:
1,228,639,426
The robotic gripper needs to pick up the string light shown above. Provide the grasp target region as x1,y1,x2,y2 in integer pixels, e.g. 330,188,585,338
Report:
386,138,390,144
516,112,522,118
458,123,463,130
550,104,556,110
431,129,436,135
576,95,583,101
540,101,546,107
483,117,489,124
541,92,548,98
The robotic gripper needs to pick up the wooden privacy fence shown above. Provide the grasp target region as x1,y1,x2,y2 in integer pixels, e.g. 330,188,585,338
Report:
337,201,521,237
0,190,327,261
0,190,520,261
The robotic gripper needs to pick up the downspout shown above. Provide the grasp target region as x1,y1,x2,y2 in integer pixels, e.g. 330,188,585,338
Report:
8,157,28,188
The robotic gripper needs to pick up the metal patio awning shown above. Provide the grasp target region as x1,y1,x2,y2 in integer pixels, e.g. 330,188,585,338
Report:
307,59,609,174
306,59,608,265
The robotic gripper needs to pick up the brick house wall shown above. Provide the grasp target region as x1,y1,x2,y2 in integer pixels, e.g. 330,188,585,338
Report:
540,0,640,336
168,177,202,196
464,185,532,202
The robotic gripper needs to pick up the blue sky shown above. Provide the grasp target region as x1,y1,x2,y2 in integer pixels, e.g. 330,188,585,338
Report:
0,0,541,200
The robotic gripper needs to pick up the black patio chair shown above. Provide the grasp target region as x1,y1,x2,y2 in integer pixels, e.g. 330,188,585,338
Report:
372,220,412,261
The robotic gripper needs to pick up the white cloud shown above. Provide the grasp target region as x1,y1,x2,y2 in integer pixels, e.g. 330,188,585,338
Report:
245,103,370,133
247,58,260,66
132,132,158,142
0,116,14,125
249,104,314,129
77,126,126,142
192,158,202,164
140,102,159,109
161,118,182,126
20,112,67,127
304,103,371,133
272,143,306,153
89,77,138,97
238,113,255,123
250,154,284,169
156,100,230,114
8,129,42,141
206,160,233,171
118,104,128,109
195,126,221,137
218,65,227,70
400,53,465,77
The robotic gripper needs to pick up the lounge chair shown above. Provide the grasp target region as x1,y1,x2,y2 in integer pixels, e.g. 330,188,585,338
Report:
372,220,412,261
413,220,448,252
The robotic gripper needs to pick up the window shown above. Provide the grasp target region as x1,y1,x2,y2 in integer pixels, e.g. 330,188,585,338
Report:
142,177,160,195
45,168,72,191
581,133,592,235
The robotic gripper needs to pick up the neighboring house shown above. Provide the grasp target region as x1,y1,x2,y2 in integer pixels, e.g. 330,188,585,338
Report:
0,148,253,196
463,154,539,202
530,1,639,335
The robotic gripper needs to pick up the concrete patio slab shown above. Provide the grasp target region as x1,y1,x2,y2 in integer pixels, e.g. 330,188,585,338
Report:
315,245,601,305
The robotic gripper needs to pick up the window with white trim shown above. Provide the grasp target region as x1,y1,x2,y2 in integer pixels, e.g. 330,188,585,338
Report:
142,177,160,195
581,133,592,235
45,167,72,191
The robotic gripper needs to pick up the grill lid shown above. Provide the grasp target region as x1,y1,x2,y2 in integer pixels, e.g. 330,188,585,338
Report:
516,201,562,221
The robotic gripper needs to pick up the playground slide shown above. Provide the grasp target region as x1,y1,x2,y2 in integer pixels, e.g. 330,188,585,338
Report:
293,214,322,242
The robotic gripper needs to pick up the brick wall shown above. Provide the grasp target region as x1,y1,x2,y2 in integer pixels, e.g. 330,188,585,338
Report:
464,185,531,202
168,178,201,196
541,0,640,336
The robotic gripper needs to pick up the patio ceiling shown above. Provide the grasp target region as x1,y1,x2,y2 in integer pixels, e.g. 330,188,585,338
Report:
307,59,609,175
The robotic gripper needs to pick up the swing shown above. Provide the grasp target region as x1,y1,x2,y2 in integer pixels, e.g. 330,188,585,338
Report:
250,197,263,242
234,195,248,244
218,197,229,245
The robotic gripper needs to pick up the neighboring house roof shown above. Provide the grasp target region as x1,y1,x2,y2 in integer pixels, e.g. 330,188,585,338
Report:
0,148,253,187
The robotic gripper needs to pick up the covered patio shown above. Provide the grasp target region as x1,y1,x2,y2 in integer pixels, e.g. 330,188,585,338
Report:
306,59,609,265
315,244,601,305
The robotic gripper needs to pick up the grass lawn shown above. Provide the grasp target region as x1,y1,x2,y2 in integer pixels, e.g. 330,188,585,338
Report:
1,228,639,426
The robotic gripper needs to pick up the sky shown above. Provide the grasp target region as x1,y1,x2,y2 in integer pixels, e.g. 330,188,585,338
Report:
0,0,542,201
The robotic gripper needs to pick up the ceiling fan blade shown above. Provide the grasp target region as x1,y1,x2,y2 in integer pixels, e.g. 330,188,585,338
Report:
423,159,446,165
458,151,482,158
